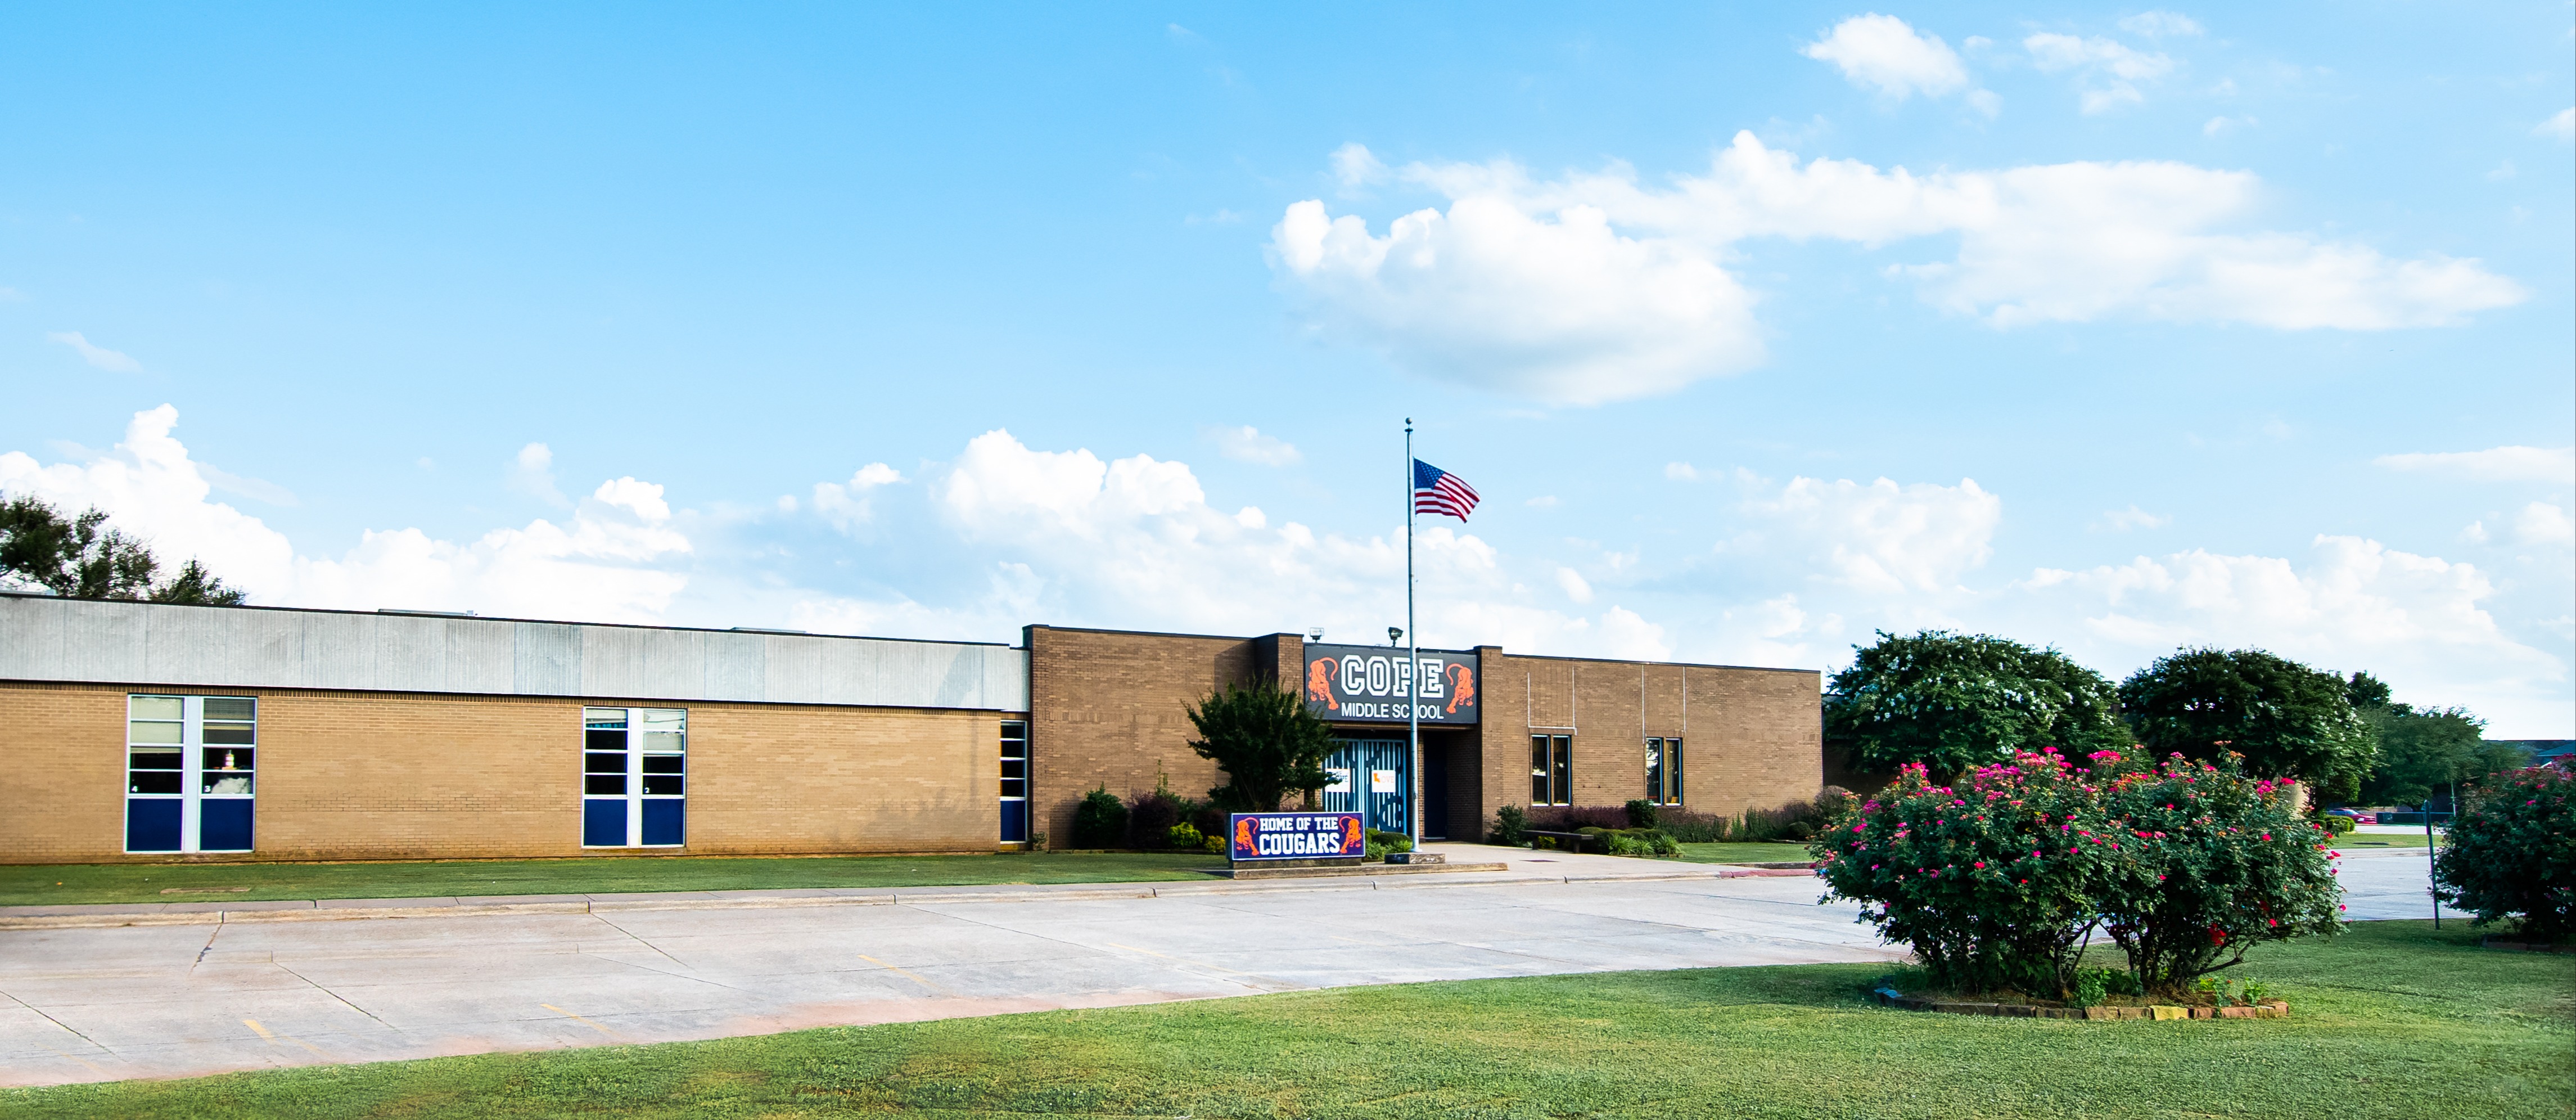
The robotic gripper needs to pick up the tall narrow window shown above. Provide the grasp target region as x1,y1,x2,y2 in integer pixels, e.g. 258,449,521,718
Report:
581,707,687,848
1529,734,1572,806
127,695,255,853
1645,737,1685,806
998,720,1029,843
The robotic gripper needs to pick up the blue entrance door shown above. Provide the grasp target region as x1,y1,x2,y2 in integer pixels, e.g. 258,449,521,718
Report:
1321,739,1409,834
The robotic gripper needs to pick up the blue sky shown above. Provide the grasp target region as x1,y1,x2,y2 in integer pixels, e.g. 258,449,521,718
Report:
3,3,2570,734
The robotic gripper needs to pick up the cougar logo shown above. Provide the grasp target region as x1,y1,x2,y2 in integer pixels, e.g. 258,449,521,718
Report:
1445,663,1477,714
1306,659,1339,710
1340,816,1363,852
1234,816,1256,853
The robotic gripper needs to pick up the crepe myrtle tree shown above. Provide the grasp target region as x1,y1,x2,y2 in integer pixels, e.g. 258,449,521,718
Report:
1187,683,1336,812
2117,648,2377,803
1825,630,2130,778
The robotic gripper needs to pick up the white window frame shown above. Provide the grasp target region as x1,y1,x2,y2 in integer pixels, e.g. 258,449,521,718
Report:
125,694,256,854
581,707,687,849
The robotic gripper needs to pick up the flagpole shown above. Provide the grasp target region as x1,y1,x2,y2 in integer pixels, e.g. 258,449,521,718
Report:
1405,418,1420,851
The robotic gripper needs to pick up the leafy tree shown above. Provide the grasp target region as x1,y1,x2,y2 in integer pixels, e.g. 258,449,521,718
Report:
1186,683,1336,812
2435,766,2576,943
2360,705,2498,807
2343,671,2393,711
2117,647,2376,802
0,494,245,605
1824,630,2130,777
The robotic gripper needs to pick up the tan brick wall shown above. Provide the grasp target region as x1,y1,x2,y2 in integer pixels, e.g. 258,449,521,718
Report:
1473,653,1822,838
0,681,1005,864
1025,626,1293,843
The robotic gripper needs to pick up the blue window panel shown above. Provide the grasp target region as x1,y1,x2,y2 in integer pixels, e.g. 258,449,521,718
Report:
999,800,1027,843
200,799,254,852
583,799,626,847
127,799,182,852
640,800,684,847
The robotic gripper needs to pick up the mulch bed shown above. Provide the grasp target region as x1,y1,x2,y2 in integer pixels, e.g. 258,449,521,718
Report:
1871,986,2289,1020
2480,935,2575,954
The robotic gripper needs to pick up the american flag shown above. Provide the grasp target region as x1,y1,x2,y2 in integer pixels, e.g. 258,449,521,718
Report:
1412,459,1480,521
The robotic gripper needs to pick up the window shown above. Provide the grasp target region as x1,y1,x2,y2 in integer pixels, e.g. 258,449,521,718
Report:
581,707,686,848
1645,736,1684,806
126,695,256,853
998,720,1029,843
1530,734,1572,806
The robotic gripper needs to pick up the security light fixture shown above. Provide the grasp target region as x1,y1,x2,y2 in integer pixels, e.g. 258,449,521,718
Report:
1387,626,1403,645
1307,627,1324,641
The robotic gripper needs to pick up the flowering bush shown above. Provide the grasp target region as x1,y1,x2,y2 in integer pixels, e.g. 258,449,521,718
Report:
1813,748,2343,999
2089,752,2343,995
1811,753,2115,996
2435,766,2576,942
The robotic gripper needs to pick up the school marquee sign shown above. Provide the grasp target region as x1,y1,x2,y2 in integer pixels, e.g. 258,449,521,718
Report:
1300,643,1478,725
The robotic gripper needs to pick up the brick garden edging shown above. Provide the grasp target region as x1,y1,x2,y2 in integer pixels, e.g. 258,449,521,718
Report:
1872,987,2289,1020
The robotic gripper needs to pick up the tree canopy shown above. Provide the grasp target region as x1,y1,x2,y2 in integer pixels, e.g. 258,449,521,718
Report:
0,495,246,605
2116,647,2376,800
1824,629,2130,777
1185,683,1336,812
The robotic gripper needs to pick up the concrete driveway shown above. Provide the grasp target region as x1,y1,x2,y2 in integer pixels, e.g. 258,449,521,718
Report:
0,845,2439,1089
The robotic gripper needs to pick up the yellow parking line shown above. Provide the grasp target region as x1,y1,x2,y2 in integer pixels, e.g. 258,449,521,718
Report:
540,1004,622,1038
242,1018,274,1041
856,954,951,995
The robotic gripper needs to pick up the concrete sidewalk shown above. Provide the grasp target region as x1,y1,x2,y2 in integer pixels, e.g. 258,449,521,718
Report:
0,857,1888,1089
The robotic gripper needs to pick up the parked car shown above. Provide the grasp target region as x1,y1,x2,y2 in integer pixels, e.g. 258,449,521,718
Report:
2325,808,2376,825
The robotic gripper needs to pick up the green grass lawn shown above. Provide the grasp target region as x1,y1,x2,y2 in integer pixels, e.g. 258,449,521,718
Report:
0,852,1223,907
1674,840,1817,864
2334,831,2440,849
6,920,2564,1119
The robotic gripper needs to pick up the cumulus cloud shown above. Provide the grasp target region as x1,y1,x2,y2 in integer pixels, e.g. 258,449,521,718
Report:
1204,425,1302,466
1801,14,1972,101
2539,108,2575,142
2099,505,2171,530
1269,133,2522,402
2023,535,2563,732
508,442,569,506
1555,566,1595,604
0,406,692,622
2024,32,2175,113
811,462,904,529
2517,502,2574,546
46,331,142,373
1330,142,1389,191
2376,445,2575,484
1711,471,2001,596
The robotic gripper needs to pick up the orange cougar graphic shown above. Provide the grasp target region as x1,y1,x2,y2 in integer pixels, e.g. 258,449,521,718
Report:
1339,816,1363,853
1445,663,1477,713
1306,659,1339,710
1234,816,1256,853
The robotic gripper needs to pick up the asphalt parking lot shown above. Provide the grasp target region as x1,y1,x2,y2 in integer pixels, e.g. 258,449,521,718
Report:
0,846,2438,1088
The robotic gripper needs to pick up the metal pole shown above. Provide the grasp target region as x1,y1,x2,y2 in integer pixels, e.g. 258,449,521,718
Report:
1406,419,1421,851
2427,799,2440,930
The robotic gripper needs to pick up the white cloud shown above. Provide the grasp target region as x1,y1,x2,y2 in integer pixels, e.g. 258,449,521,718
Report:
811,462,904,529
2203,115,2254,137
46,331,141,373
508,442,568,506
1330,142,1389,191
2023,534,2563,734
0,406,692,622
1801,14,1972,101
2516,502,2574,546
2376,445,2575,484
1555,566,1595,604
1268,196,1762,405
1732,474,2002,595
1204,425,1301,466
1664,462,1703,481
2539,108,2575,142
2117,11,2203,37
2024,32,2175,113
1524,495,1559,509
1269,133,2523,401
2099,505,2171,530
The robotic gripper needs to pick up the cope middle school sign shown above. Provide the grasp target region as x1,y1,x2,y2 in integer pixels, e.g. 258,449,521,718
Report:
1302,644,1479,725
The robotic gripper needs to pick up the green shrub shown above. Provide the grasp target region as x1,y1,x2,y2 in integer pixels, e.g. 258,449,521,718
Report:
1656,808,1726,842
2315,813,2357,836
2090,752,2343,996
1071,786,1129,849
1491,804,1530,846
2071,965,2144,1007
1166,822,1204,850
1363,827,1414,861
2239,978,2274,1005
2435,765,2576,942
1812,752,2111,997
1201,833,1224,854
1624,799,1660,829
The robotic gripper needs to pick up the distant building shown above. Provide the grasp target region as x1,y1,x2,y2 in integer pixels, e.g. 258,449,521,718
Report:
2496,739,2575,769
